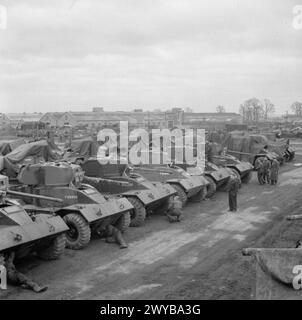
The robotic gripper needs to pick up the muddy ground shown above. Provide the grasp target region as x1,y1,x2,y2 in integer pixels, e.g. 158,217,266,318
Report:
1,141,302,300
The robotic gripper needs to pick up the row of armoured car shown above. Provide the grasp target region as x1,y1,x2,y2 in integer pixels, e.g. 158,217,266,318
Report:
0,138,257,265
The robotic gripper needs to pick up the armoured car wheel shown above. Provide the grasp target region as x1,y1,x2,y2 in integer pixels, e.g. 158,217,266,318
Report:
205,176,216,198
126,197,146,227
63,213,91,250
115,211,131,233
171,184,188,206
38,233,66,260
241,171,252,184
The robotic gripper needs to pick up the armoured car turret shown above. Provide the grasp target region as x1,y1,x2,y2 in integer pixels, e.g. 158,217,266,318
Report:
9,162,133,250
0,174,68,260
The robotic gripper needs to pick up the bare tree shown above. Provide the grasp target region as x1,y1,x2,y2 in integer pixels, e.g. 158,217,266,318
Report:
239,98,264,122
291,101,302,117
216,105,225,113
263,98,275,120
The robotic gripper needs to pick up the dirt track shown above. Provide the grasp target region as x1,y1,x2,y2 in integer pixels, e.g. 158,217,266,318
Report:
1,150,302,300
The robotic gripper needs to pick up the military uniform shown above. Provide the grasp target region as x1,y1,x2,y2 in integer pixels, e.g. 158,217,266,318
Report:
94,218,128,249
1,252,47,293
262,158,271,184
104,225,128,249
228,177,239,212
166,196,183,222
270,159,279,185
205,142,213,163
255,157,265,185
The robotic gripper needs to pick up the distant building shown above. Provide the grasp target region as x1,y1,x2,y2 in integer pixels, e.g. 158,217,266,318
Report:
6,113,43,128
40,112,63,127
92,107,104,112
283,114,302,124
0,113,10,127
43,109,169,129
56,112,77,127
184,112,242,124
3,109,244,131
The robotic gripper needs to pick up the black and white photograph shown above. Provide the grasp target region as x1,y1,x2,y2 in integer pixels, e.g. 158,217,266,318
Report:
0,0,302,306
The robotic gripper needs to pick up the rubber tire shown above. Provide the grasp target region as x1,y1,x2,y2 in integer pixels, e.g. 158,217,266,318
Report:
38,233,66,260
114,211,131,233
170,184,188,206
126,197,146,227
63,213,91,250
205,176,217,198
241,170,253,184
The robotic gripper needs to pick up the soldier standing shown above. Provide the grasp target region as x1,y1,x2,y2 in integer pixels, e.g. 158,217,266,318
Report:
270,159,279,185
228,177,240,212
262,158,271,184
205,142,213,163
255,157,265,185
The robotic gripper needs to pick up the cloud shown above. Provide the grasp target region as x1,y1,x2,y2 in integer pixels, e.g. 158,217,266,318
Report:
0,0,301,113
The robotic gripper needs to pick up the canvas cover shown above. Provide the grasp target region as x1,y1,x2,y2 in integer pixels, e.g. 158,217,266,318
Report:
0,143,12,156
222,133,286,162
2,140,61,177
0,139,25,156
67,138,99,158
246,248,302,300
206,131,224,144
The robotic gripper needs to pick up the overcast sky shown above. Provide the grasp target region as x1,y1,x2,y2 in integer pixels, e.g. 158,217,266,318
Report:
0,0,301,114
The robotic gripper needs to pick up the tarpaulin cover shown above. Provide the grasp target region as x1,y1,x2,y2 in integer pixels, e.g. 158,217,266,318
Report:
206,142,223,156
67,138,99,158
207,131,224,144
0,143,12,156
247,248,302,300
2,140,61,176
0,139,25,155
222,133,286,162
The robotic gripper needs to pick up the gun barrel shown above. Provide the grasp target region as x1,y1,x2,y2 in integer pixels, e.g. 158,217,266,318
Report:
85,176,132,186
7,190,64,203
101,178,132,186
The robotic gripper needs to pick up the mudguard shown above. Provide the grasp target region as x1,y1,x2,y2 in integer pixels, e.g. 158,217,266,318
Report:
77,185,134,214
233,162,254,173
206,168,230,182
193,175,209,186
186,166,204,176
0,206,68,252
134,165,203,198
122,183,176,206
167,176,203,197
57,196,133,224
